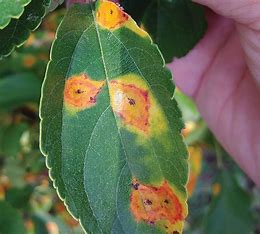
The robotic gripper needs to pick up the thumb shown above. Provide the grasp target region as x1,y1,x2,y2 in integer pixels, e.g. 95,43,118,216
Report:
193,0,260,83
193,0,260,30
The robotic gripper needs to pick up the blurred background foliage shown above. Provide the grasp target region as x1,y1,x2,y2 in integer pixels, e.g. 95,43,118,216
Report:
0,1,259,234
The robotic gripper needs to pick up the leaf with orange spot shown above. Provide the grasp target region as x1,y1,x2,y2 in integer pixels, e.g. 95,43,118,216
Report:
40,1,188,233
64,73,105,113
130,179,187,233
109,78,150,134
96,0,129,30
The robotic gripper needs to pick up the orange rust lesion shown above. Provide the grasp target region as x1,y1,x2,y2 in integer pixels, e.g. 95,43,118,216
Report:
130,179,186,233
109,80,150,133
64,73,105,112
96,0,129,30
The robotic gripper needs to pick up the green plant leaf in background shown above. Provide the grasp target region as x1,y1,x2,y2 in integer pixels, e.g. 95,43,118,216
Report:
120,0,151,24
0,0,31,29
33,212,72,234
0,73,41,110
204,171,254,234
47,0,65,13
142,0,207,63
0,123,28,158
5,185,33,210
40,0,188,233
0,200,26,234
0,0,50,58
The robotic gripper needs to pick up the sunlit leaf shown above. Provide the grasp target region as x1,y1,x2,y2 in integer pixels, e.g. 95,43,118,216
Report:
175,90,200,122
40,1,188,233
0,0,31,29
0,0,50,58
0,200,26,234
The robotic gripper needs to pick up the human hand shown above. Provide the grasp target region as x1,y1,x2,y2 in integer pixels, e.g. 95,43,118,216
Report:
169,0,260,186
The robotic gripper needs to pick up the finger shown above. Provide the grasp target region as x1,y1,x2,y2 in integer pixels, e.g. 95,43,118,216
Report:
169,10,260,186
193,0,260,87
193,0,260,29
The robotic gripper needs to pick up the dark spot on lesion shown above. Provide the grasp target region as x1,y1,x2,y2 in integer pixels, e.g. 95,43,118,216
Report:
75,89,84,94
128,97,136,105
149,221,155,225
131,182,140,190
110,9,113,14
164,199,169,204
89,96,96,103
144,199,152,205
172,231,179,234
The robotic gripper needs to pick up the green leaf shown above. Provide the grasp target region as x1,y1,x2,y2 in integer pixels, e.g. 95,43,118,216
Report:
0,123,28,157
142,0,207,63
33,212,72,234
6,185,33,209
204,171,254,234
0,0,31,29
175,90,200,122
47,0,64,13
0,73,41,109
0,0,50,58
4,157,26,188
0,201,26,234
40,1,188,233
121,0,151,24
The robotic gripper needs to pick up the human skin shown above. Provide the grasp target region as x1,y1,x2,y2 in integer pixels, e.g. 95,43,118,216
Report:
67,0,260,186
169,0,260,186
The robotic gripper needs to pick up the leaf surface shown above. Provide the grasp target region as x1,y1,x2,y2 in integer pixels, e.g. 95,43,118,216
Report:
46,0,65,13
40,1,188,233
0,0,31,29
204,171,254,234
142,0,207,62
0,73,41,109
0,201,26,234
0,123,28,158
0,0,49,58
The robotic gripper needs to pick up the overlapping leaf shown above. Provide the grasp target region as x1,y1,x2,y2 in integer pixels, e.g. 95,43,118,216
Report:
40,1,188,233
122,0,207,63
0,0,50,58
0,0,31,29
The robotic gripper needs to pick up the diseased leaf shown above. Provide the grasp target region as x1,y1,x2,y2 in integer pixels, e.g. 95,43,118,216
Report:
40,1,188,233
204,171,254,234
142,0,207,62
0,201,26,234
0,0,31,29
0,0,50,58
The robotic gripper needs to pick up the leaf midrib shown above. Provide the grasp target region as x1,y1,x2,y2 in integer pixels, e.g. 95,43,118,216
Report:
89,5,170,231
